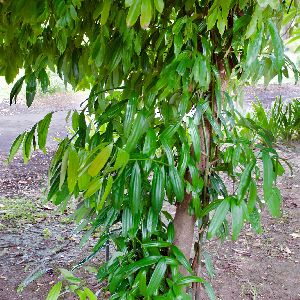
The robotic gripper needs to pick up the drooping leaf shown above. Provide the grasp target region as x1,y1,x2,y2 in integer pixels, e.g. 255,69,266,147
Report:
262,150,274,203
207,197,230,239
101,0,111,25
231,200,244,240
237,160,255,203
141,0,152,29
26,73,37,107
67,146,79,193
37,112,52,152
154,0,164,13
151,165,165,213
129,162,142,214
169,166,184,202
88,143,113,177
126,0,141,27
146,259,167,296
59,148,69,190
7,132,25,163
10,76,25,105
46,282,62,300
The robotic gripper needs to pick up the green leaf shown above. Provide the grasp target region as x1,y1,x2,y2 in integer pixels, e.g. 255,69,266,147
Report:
126,0,141,27
171,245,193,274
124,98,137,138
101,0,111,25
268,186,282,217
249,206,262,233
262,150,274,203
231,200,244,240
176,276,205,286
143,241,171,248
207,8,218,30
268,20,284,70
147,207,158,235
88,143,113,177
37,112,52,152
97,176,113,211
60,268,81,284
237,161,255,203
38,69,50,92
204,282,216,300
207,197,230,239
67,146,79,193
247,180,257,213
137,270,147,296
26,73,37,107
84,178,102,198
129,162,142,214
147,259,167,296
110,256,161,292
113,148,130,170
125,111,148,153
23,125,36,164
203,252,215,278
141,0,152,29
151,165,165,213
154,0,164,13
10,76,25,105
246,24,264,66
59,148,69,190
8,132,25,163
46,282,62,300
143,129,157,157
188,118,201,161
169,166,184,202
83,287,97,300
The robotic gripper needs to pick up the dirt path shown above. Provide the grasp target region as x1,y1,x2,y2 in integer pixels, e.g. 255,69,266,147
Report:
204,144,300,300
0,84,299,299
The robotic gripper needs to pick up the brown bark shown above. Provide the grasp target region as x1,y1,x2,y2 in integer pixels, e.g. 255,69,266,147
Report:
173,56,228,298
173,191,195,272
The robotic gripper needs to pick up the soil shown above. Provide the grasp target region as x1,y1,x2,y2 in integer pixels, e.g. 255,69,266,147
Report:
0,84,299,300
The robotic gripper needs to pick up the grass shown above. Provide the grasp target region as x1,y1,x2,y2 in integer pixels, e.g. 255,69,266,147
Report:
0,197,47,228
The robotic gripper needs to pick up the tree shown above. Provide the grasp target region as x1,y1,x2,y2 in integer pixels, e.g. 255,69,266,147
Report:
1,0,299,298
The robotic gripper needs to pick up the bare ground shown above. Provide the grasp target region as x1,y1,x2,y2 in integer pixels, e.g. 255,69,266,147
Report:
0,84,299,299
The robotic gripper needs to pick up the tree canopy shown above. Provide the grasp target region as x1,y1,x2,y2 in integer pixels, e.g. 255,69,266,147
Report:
1,0,299,299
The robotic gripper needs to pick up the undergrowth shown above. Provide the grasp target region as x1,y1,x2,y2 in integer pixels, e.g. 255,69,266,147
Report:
249,97,300,143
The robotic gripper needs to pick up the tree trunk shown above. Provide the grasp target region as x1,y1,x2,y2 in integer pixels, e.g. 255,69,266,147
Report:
173,58,227,298
173,188,195,273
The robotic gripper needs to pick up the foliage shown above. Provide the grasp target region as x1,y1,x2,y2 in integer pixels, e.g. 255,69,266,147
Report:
249,98,300,143
46,269,98,300
1,0,299,298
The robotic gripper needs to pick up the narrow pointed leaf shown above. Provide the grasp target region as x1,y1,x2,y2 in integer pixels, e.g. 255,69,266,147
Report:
207,197,230,239
67,146,79,193
88,143,113,177
146,259,167,296
154,0,164,13
26,73,37,107
10,76,25,105
129,162,142,214
126,0,141,27
169,166,184,202
46,282,62,300
151,165,165,213
8,132,25,163
37,112,52,152
141,0,152,29
231,200,244,240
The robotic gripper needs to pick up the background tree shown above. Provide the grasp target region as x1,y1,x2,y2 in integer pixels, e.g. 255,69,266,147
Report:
1,0,299,298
